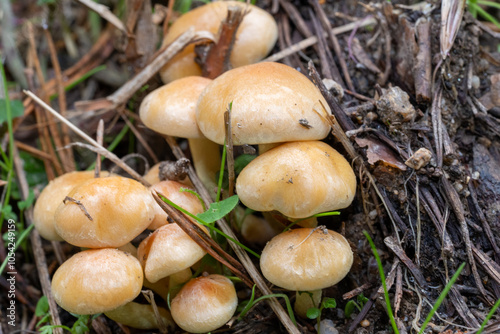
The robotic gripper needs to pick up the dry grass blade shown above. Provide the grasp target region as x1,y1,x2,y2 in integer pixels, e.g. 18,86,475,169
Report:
77,0,127,33
23,90,151,186
440,0,466,59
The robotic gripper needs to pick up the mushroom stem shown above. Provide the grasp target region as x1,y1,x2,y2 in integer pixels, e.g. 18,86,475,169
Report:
188,137,221,198
294,289,322,319
104,302,175,331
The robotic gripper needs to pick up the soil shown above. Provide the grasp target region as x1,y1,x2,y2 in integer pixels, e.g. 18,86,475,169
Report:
1,0,500,333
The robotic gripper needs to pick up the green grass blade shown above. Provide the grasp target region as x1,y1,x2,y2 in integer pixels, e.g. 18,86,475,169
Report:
476,0,500,9
475,298,500,334
238,292,296,326
418,262,466,334
474,5,500,28
49,65,106,101
364,231,399,334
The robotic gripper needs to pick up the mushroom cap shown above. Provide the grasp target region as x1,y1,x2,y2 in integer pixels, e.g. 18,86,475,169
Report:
160,1,278,83
54,176,155,248
148,180,204,230
52,248,143,314
260,228,353,291
196,62,332,145
236,141,356,218
137,223,207,283
170,274,238,333
33,171,107,241
139,76,212,138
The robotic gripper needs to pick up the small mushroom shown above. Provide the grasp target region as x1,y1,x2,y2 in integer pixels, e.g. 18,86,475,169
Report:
33,171,108,241
236,141,356,220
170,274,238,333
260,228,353,318
54,176,155,248
51,248,143,314
196,62,333,146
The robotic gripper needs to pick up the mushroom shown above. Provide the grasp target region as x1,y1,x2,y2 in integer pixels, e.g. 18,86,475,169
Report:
139,76,220,193
235,141,356,225
159,1,278,83
51,248,143,314
260,227,353,318
33,171,108,241
148,180,204,230
54,176,155,248
170,274,238,333
137,223,207,283
196,62,332,146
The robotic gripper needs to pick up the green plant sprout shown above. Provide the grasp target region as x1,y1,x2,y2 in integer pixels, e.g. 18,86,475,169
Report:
237,285,297,326
477,298,500,334
179,187,207,211
344,293,369,318
283,211,340,232
306,296,337,333
35,296,100,334
364,230,400,334
418,262,466,334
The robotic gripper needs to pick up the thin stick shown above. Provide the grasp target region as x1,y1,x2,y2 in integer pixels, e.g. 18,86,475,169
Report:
95,119,104,178
23,90,150,186
224,109,235,197
77,0,127,33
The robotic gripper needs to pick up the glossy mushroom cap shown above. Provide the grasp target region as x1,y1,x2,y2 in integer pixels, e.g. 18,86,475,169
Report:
139,76,212,138
170,274,238,333
236,141,356,218
52,248,143,314
260,228,353,291
160,1,278,83
149,180,204,230
33,171,108,241
54,176,155,248
137,223,207,283
196,62,332,145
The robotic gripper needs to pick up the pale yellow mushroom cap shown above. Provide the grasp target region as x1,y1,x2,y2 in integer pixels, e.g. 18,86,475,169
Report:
170,274,238,333
148,180,204,230
51,248,143,314
160,1,278,83
33,171,108,241
260,228,353,291
137,223,207,283
54,176,155,248
196,62,332,145
236,141,356,218
139,76,212,138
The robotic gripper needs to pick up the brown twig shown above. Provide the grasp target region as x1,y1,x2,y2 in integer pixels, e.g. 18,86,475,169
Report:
77,0,127,33
414,18,432,103
121,110,160,164
152,192,253,288
95,119,104,178
63,196,94,221
44,27,75,172
224,109,235,197
384,236,427,289
201,5,247,79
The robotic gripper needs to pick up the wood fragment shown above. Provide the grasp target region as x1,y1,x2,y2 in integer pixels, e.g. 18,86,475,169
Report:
384,236,428,289
202,5,246,79
472,245,500,286
77,0,127,33
342,282,374,300
414,18,432,103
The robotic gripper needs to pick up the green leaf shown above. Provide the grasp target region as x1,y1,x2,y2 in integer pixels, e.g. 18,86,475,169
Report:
322,297,337,309
234,154,256,174
344,300,357,318
0,99,23,123
197,195,239,223
18,189,35,210
357,293,368,306
35,296,49,317
306,307,321,319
